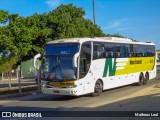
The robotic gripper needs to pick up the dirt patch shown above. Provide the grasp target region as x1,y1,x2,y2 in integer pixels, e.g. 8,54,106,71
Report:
155,82,160,88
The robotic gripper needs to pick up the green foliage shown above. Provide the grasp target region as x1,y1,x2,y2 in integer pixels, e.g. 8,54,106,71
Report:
0,4,106,62
0,57,17,73
0,10,9,24
47,4,105,39
105,33,125,38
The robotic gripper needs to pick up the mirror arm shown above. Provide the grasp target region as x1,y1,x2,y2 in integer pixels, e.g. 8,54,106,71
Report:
73,53,79,67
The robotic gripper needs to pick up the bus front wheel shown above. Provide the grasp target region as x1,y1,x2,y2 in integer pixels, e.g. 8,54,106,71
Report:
92,80,103,96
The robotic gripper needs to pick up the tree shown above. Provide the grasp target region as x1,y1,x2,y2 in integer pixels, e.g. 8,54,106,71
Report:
0,10,9,24
47,4,105,39
105,33,125,38
0,57,17,90
0,4,127,65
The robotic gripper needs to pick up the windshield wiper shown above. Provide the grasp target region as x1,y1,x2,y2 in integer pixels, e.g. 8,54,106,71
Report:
46,65,63,81
46,66,56,81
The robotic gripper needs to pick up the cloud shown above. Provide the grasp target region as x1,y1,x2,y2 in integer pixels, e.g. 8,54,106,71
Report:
103,18,130,31
105,21,121,29
45,0,61,9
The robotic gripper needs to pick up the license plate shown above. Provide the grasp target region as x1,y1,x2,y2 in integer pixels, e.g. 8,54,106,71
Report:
53,90,59,93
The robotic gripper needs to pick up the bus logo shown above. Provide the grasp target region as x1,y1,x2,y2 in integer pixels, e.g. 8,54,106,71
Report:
103,58,117,77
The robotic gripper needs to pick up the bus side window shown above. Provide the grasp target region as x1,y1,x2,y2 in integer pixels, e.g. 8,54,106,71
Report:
93,42,105,59
146,46,151,56
104,43,114,58
120,46,124,57
125,44,130,57
130,44,133,57
120,45,128,58
151,46,155,56
141,45,147,57
133,45,138,57
114,44,121,58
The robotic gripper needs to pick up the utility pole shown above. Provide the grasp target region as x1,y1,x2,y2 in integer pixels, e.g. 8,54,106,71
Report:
92,0,96,25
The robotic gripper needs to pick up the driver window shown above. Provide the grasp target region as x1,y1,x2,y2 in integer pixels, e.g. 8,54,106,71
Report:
79,41,91,79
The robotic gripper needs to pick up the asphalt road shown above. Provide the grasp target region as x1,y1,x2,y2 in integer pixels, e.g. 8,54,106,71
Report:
0,70,160,120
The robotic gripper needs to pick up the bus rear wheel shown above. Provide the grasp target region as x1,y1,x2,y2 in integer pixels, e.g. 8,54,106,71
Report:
137,73,144,86
143,72,149,85
145,72,149,81
92,80,103,96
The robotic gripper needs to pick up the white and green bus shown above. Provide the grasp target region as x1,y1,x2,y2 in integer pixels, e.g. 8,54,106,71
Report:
40,37,156,96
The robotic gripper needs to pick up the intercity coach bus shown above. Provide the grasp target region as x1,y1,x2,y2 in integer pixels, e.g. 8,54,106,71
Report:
40,37,156,96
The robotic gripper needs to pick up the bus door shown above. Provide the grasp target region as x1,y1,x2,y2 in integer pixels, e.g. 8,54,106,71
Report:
79,41,93,92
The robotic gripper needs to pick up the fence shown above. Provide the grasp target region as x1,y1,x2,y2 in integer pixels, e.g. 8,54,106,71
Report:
21,59,41,78
0,59,41,80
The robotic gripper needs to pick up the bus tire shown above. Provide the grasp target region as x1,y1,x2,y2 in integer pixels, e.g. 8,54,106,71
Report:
144,72,149,85
137,73,144,86
145,72,149,81
92,80,103,96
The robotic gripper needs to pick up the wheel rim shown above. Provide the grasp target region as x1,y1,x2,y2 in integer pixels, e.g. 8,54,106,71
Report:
95,82,102,93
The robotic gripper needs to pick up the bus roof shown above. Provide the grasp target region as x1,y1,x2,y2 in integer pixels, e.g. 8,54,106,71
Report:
47,37,155,46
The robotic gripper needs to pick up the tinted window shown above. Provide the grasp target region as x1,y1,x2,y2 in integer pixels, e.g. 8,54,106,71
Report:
113,44,121,58
133,45,142,57
92,42,155,59
93,42,105,59
146,45,155,56
79,42,91,79
132,45,155,57
141,45,146,57
45,43,79,55
94,42,130,58
151,46,155,56
104,43,114,58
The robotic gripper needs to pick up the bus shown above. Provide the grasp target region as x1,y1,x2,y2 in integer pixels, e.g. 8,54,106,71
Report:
40,37,156,96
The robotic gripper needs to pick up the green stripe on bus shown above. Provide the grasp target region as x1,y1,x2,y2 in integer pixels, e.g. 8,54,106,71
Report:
103,58,117,77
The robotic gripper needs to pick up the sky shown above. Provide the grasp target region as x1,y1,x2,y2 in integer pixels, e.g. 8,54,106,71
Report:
0,0,160,49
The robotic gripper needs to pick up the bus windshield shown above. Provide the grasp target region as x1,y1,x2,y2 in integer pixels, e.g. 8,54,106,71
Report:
41,43,79,81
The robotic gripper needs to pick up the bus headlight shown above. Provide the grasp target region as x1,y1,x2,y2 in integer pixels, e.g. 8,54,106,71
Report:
41,80,46,87
42,84,45,87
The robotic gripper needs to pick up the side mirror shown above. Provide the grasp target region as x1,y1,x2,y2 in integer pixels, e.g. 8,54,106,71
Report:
73,53,79,67
33,54,41,69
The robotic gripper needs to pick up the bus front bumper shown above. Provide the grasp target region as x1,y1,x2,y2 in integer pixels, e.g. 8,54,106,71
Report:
41,86,80,96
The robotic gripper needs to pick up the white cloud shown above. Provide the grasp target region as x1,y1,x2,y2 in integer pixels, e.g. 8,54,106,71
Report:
45,0,61,9
103,18,130,31
105,21,121,29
